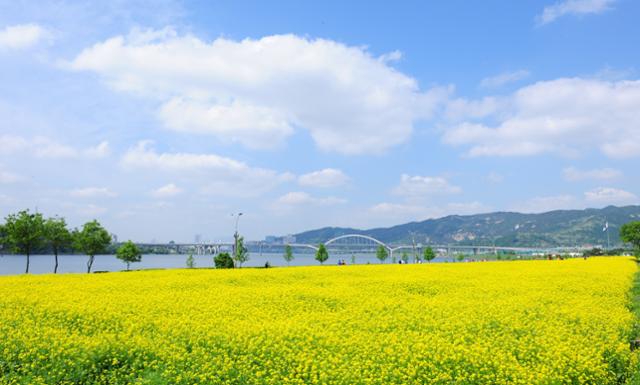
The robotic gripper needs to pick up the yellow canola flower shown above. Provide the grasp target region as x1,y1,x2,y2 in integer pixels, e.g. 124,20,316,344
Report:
0,257,638,384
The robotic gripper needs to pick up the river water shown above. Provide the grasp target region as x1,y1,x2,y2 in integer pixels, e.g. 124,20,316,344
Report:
0,252,452,275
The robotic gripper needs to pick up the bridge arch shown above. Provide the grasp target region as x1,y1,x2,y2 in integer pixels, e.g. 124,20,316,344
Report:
325,234,391,252
287,243,319,251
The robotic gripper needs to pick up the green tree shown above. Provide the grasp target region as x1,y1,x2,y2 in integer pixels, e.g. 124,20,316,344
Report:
214,252,234,269
4,210,45,274
456,253,466,262
0,223,7,255
620,221,640,260
233,236,249,268
44,216,72,274
401,251,409,264
73,220,111,273
376,245,389,263
423,246,436,263
283,244,294,266
116,240,142,271
315,243,329,264
186,254,195,268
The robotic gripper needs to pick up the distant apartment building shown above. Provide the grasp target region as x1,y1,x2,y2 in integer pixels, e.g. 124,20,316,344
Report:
264,235,278,244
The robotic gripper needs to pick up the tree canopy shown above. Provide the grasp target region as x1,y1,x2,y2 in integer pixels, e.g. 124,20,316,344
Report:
74,220,111,273
620,221,640,259
376,245,388,263
233,236,249,267
4,210,45,273
186,254,195,269
214,252,234,269
116,240,142,271
283,244,294,266
44,216,72,274
315,243,329,264
423,246,436,262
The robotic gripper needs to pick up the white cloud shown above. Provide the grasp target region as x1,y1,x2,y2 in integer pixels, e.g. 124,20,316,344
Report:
85,141,110,158
121,141,292,196
392,174,461,197
563,166,622,181
273,192,347,210
584,187,637,205
512,195,578,213
76,204,108,216
538,0,615,25
0,166,22,184
69,30,449,154
0,135,109,159
70,187,117,198
369,201,489,222
298,168,349,188
0,23,51,50
480,70,530,89
486,172,504,184
151,183,183,198
443,78,640,158
444,96,503,121
369,202,422,216
159,99,293,149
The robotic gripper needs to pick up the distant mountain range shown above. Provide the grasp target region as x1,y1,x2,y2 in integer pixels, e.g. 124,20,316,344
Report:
292,205,640,247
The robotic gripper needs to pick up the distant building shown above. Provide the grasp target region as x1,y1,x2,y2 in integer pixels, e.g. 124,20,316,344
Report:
194,234,202,244
283,234,296,244
264,235,278,244
110,233,118,243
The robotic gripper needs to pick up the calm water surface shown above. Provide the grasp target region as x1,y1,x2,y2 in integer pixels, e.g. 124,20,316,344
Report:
0,253,452,275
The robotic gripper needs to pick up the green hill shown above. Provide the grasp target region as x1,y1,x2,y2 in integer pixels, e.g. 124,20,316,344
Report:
292,205,640,247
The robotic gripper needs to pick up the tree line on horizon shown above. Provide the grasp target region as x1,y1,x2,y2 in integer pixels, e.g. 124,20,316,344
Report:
0,209,142,274
3,208,640,274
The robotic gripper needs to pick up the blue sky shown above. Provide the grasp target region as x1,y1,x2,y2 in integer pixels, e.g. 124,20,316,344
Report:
0,0,639,242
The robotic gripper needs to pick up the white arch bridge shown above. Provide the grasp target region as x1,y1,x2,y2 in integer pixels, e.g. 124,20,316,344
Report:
284,234,579,258
137,234,585,257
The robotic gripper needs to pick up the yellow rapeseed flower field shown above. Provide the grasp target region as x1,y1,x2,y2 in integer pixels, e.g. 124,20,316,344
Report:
0,257,638,384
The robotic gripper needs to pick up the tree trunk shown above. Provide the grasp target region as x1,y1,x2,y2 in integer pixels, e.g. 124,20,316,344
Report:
25,252,30,274
54,250,59,274
87,255,94,273
127,262,130,271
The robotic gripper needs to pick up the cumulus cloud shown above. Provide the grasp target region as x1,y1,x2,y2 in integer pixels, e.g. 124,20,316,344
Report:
275,191,346,207
76,204,108,216
584,187,637,205
0,23,51,50
563,166,622,181
443,78,640,158
511,195,578,213
69,187,117,198
369,201,489,222
486,172,504,183
480,70,530,89
538,0,615,25
392,174,461,197
85,141,110,158
151,183,183,198
513,188,637,213
0,135,109,159
121,141,292,196
69,29,449,154
0,166,22,184
298,168,350,188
